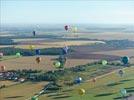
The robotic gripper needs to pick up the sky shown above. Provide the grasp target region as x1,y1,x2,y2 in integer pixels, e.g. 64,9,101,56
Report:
1,0,134,25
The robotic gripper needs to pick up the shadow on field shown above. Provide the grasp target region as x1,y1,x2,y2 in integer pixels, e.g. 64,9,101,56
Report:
52,95,72,99
127,89,134,93
120,79,134,83
62,89,73,93
5,96,24,99
125,87,134,90
47,93,65,97
95,93,115,97
114,96,129,100
107,82,123,87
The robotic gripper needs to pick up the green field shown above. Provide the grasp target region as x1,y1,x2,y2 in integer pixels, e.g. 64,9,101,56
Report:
1,66,134,100
39,67,134,100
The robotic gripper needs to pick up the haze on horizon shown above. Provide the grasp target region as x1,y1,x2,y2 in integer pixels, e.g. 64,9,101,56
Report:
1,0,134,25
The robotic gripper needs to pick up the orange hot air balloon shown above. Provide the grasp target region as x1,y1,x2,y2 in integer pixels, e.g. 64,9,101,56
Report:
0,65,5,72
36,57,41,64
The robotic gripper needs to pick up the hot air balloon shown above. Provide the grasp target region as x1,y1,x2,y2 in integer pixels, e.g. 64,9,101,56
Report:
35,49,40,55
36,57,41,64
53,61,61,68
121,56,129,65
16,52,21,57
62,46,69,55
72,26,78,33
120,88,127,97
33,31,36,36
64,25,69,31
0,52,3,58
102,60,108,66
29,45,35,50
31,96,38,100
92,78,96,83
118,69,124,77
0,65,5,72
75,77,82,84
78,89,85,95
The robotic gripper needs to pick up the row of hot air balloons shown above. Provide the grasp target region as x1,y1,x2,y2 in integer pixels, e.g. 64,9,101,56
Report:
32,25,78,37
101,56,130,66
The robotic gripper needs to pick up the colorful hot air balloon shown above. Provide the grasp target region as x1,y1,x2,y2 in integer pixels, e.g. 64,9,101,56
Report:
36,57,41,64
64,25,69,31
35,49,40,55
0,52,3,58
121,56,129,65
75,77,82,84
120,88,127,97
16,52,21,57
53,61,61,68
78,89,85,95
102,60,108,66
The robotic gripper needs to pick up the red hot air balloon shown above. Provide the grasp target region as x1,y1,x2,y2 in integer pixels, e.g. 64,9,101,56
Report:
64,25,68,31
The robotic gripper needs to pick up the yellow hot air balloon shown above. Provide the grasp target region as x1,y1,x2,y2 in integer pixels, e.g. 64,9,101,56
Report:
36,57,41,64
78,89,85,95
29,45,35,50
72,26,78,33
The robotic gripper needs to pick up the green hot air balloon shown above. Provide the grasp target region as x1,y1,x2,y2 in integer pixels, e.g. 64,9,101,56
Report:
31,96,38,100
16,52,21,57
121,56,129,65
102,60,108,66
53,61,61,68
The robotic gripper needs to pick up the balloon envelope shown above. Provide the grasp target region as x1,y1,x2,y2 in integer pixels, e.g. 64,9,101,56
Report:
75,77,82,84
33,31,36,36
102,60,108,65
31,96,38,100
62,46,69,55
64,25,69,31
53,61,61,68
36,57,41,64
120,89,127,96
78,89,85,95
29,45,35,50
72,26,77,33
121,56,129,65
92,78,96,83
35,49,40,55
0,65,5,71
118,70,124,77
16,52,21,57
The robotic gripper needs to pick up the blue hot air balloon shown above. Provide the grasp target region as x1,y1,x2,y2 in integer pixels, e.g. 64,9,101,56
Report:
75,77,82,84
35,49,40,55
62,46,69,55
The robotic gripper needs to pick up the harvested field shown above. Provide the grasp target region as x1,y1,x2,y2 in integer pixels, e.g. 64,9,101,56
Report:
0,56,93,71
